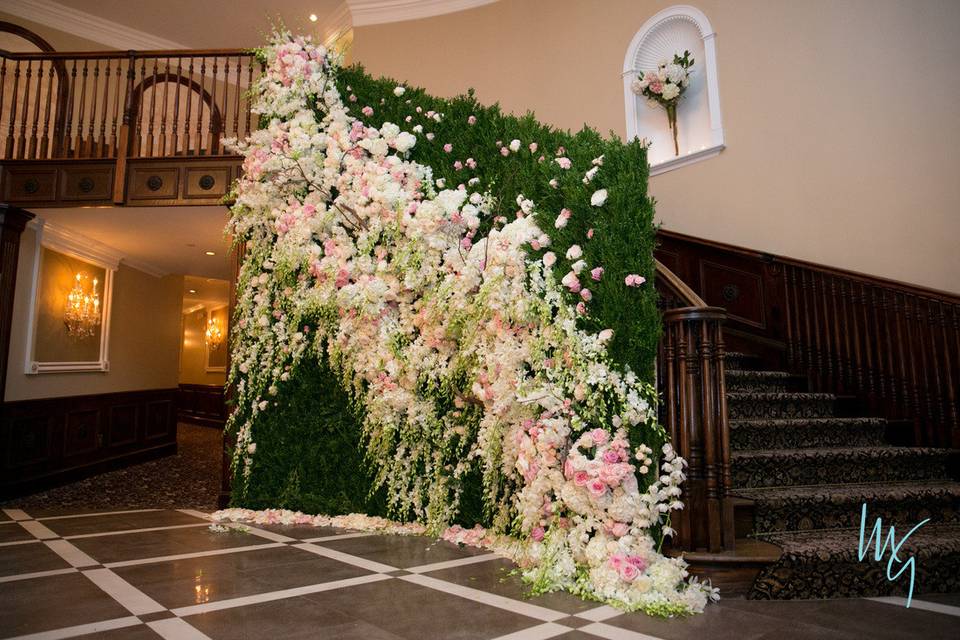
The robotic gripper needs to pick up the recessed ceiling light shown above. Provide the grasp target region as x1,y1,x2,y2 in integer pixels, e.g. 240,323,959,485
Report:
188,289,197,294
205,251,216,256
309,13,318,22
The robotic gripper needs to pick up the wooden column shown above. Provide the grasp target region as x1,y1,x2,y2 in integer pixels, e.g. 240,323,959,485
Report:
0,204,35,400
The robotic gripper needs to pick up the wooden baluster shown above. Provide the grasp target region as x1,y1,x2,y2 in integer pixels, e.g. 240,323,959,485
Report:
844,280,864,393
714,320,734,550
816,273,834,389
28,62,44,159
938,302,959,447
233,54,242,140
109,59,122,157
183,57,194,155
828,275,846,390
196,57,207,154
876,287,896,414
40,60,55,158
134,58,146,157
74,59,88,159
914,297,936,444
171,58,182,155
859,283,876,400
146,58,158,156
86,59,100,157
221,56,230,150
891,292,916,437
112,53,137,204
0,58,7,157
6,60,21,158
97,59,111,157
901,295,922,441
207,57,219,154
784,265,797,369
61,60,77,158
16,60,33,159
158,58,170,156
800,269,816,382
697,317,720,551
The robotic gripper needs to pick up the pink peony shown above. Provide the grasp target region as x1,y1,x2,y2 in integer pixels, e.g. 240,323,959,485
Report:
555,157,572,169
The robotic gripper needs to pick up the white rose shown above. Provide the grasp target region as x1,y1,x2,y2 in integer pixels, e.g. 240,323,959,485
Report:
566,244,582,260
393,86,406,96
393,131,417,153
543,252,557,267
661,83,680,101
509,139,521,152
590,189,608,207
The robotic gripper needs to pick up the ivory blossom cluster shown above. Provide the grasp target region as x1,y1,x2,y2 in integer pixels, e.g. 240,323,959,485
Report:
219,31,716,615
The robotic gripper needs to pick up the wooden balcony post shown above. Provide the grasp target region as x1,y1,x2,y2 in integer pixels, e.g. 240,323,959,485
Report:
112,51,137,204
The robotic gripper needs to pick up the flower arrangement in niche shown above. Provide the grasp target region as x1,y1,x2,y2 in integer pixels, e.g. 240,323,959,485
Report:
631,50,694,156
218,30,717,616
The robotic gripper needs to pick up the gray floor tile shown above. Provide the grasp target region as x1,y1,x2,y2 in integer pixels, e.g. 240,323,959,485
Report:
0,541,71,577
315,533,487,569
44,510,207,537
0,522,32,544
70,524,266,564
114,545,371,608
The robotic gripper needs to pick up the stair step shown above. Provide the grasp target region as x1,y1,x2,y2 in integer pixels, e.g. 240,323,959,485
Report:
727,392,835,420
725,352,763,370
729,417,886,450
733,481,960,533
750,524,960,600
725,370,796,393
732,446,952,488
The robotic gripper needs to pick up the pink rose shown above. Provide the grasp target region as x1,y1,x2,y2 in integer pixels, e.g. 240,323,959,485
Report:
587,228,594,239
500,147,510,156
573,470,590,486
580,288,592,302
610,522,629,537
627,555,647,571
576,301,587,315
588,479,608,497
334,269,350,288
618,562,639,582
602,449,621,464
529,142,538,153
467,115,477,125
589,428,609,445
591,267,604,281
555,157,572,169
531,526,545,542
443,143,453,153
361,106,374,117
453,160,463,170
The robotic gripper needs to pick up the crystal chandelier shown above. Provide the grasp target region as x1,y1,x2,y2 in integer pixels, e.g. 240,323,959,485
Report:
205,315,224,349
64,272,101,339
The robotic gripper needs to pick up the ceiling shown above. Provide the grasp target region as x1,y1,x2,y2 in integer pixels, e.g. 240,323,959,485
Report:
37,206,232,280
182,275,230,312
53,0,346,48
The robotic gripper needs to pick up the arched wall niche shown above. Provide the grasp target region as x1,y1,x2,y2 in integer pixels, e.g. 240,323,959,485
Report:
622,5,724,175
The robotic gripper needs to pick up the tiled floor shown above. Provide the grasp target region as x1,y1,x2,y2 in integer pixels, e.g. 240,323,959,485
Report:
1,508,958,640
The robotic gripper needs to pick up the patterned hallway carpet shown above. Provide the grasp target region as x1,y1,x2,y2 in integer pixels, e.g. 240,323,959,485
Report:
0,423,222,513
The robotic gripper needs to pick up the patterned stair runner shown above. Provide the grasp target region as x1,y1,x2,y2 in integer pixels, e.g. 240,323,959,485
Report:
724,353,960,599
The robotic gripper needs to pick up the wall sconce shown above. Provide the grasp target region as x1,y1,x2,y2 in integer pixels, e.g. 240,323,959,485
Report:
205,315,224,349
64,272,101,339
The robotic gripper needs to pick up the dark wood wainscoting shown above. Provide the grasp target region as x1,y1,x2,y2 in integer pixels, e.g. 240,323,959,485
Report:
177,384,226,428
0,388,178,499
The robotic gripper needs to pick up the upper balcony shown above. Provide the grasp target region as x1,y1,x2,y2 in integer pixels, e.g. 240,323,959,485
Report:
0,48,259,207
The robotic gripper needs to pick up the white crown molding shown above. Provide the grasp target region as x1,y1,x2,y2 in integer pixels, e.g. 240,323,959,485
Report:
1,0,188,50
322,1,354,48
28,218,167,277
347,0,499,27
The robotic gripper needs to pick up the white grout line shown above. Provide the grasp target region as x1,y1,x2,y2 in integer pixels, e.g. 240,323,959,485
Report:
0,539,41,548
18,520,59,540
406,552,502,574
578,622,665,640
0,567,79,583
400,573,568,622
227,523,296,543
292,542,398,573
868,596,960,617
104,542,286,568
147,618,215,640
301,532,376,543
489,622,575,640
3,508,31,521
82,568,167,615
44,540,100,568
64,523,210,539
575,605,624,622
4,616,142,640
170,573,392,617
37,509,162,521
177,509,212,520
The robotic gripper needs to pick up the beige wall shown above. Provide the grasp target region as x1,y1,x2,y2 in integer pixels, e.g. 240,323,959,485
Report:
5,228,183,401
0,10,110,50
352,0,960,293
179,306,227,386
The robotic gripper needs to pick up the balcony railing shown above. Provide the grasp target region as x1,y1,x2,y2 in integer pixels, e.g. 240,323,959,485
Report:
0,49,259,161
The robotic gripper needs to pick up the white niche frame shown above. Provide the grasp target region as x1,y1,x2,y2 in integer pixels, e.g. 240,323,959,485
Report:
24,220,118,374
622,5,724,175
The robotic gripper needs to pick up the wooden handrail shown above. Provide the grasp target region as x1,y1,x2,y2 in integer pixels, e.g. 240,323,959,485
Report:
655,261,734,553
0,48,252,60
